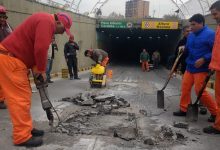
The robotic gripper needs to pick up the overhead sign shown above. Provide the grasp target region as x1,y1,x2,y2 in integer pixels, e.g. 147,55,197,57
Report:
127,22,133,28
141,21,178,29
100,21,133,28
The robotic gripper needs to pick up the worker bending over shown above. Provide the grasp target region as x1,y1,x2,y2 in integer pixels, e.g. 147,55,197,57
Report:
0,12,73,147
84,49,109,67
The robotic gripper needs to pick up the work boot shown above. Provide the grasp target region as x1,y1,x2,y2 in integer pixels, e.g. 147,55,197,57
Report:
31,128,44,137
203,126,220,134
70,77,73,80
173,110,186,116
47,80,54,83
0,101,7,109
15,136,43,147
74,77,80,80
208,115,216,122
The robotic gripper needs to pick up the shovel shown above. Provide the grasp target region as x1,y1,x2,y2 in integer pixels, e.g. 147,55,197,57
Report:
186,70,215,122
157,50,183,108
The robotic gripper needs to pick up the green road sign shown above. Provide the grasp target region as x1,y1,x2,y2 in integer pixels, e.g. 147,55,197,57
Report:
100,21,130,28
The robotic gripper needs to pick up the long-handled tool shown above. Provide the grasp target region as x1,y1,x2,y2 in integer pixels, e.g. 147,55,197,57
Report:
186,70,215,122
34,75,60,126
157,50,183,108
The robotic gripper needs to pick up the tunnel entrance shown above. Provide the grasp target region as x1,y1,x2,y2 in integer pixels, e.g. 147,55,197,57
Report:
97,28,181,66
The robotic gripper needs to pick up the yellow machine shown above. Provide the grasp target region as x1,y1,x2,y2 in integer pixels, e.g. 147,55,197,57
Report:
89,64,107,88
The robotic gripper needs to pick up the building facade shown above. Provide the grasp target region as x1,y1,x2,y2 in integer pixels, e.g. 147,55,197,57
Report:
125,0,149,18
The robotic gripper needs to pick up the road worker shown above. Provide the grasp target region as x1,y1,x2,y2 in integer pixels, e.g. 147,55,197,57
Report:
84,49,109,67
140,48,150,71
173,14,218,122
203,0,220,134
0,12,73,147
0,5,12,109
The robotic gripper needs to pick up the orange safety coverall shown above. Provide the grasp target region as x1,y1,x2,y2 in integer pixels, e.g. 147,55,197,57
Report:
0,45,32,144
209,26,220,130
0,13,55,144
0,86,4,102
101,56,109,67
180,71,217,115
141,61,149,71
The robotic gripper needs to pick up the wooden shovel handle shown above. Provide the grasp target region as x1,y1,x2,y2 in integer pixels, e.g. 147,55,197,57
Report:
161,51,183,91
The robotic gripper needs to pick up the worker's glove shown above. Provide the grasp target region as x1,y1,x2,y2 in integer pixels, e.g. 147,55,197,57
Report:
33,73,46,85
140,60,142,63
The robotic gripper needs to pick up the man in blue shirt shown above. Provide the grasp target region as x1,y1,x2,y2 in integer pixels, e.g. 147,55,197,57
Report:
173,14,217,122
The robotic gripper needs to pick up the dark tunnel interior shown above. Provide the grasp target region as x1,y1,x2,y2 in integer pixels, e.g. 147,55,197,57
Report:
97,28,182,66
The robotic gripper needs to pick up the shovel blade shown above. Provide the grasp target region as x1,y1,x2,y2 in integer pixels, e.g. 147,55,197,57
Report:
186,104,198,122
157,90,164,108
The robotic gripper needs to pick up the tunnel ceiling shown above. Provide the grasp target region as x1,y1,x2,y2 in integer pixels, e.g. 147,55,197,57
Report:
97,28,179,41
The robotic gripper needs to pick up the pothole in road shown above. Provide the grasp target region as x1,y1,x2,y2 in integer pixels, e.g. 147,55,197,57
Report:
55,92,137,141
53,92,187,147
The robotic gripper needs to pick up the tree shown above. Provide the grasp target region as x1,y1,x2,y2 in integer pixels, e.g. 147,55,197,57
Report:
107,12,125,19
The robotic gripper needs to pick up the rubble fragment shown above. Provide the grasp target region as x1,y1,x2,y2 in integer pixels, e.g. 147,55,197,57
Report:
113,127,137,141
139,109,148,116
173,121,189,129
94,94,115,102
187,127,201,135
144,138,155,145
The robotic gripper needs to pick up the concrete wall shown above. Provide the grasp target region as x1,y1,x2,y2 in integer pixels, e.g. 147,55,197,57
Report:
0,0,97,73
205,14,217,30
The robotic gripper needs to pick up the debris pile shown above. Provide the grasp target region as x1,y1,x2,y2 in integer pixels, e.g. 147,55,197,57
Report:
157,125,186,142
56,109,98,135
55,93,133,137
173,122,201,135
144,125,186,146
61,93,130,114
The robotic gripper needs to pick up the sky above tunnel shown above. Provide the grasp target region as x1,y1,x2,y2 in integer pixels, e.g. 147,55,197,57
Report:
45,0,190,18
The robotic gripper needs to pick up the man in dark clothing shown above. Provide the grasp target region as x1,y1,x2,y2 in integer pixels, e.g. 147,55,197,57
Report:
173,25,191,75
152,50,160,69
64,36,80,80
46,37,58,83
0,5,12,109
